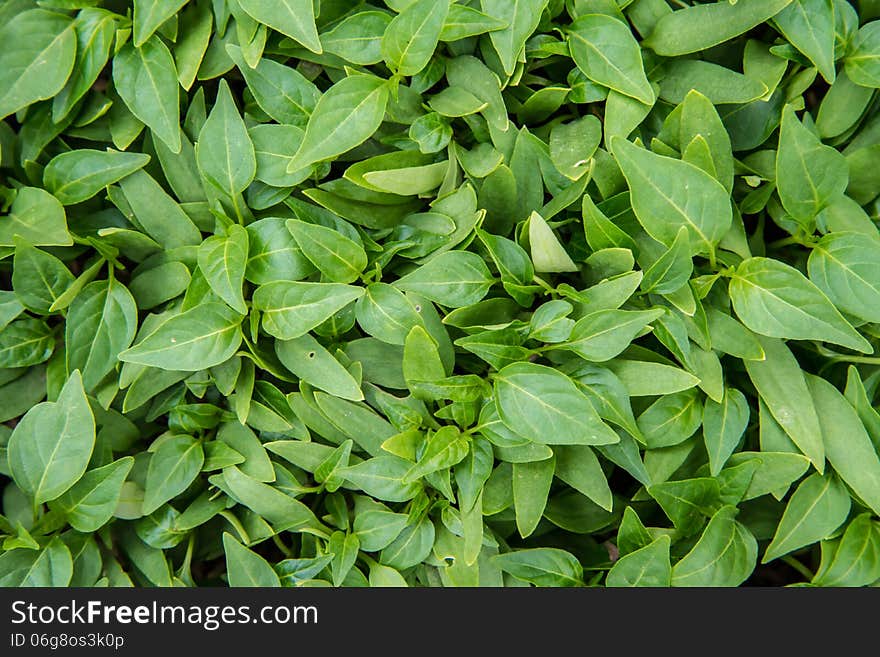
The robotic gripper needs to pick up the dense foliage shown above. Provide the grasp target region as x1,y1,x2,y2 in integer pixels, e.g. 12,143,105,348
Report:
3,0,880,588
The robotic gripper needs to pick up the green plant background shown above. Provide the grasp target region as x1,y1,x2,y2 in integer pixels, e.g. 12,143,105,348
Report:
2,0,880,587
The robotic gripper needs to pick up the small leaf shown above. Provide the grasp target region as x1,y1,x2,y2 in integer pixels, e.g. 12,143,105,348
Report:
222,533,281,587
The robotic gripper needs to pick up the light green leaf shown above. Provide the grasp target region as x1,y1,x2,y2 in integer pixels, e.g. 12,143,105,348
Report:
745,336,824,470
286,218,368,284
66,278,138,392
562,308,664,363
143,435,204,514
237,0,321,54
44,149,151,206
196,79,256,199
119,302,243,371
492,548,583,586
198,224,249,314
276,333,364,402
611,136,732,253
730,257,871,353
285,75,390,173
113,36,181,153
0,187,70,247
776,105,848,226
607,535,672,587
253,281,364,340
494,362,620,446
394,251,494,308
764,472,851,562
8,371,96,504
381,0,449,77
807,374,880,516
773,0,836,83
645,0,794,56
222,533,281,587
703,387,750,476
672,506,757,586
808,232,880,323
0,9,76,120
53,457,134,532
569,14,654,106
481,0,549,76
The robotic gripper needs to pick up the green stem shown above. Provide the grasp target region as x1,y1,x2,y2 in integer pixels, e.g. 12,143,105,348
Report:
782,555,815,581
532,275,556,296
272,534,293,558
219,511,250,544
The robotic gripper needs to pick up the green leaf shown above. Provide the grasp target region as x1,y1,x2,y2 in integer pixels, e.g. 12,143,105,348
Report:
322,11,390,66
221,465,320,531
776,105,848,226
113,36,181,153
649,477,721,536
143,435,204,515
645,0,794,56
276,333,364,402
394,251,494,308
356,283,426,345
745,336,825,470
528,210,579,273
0,186,70,247
611,136,732,253
482,0,548,76
492,548,583,587
494,362,620,446
729,257,871,353
381,0,449,77
0,536,73,587
246,217,315,285
226,44,319,126
441,5,507,42
8,371,96,504
286,218,368,284
671,506,757,587
641,227,693,295
0,318,54,368
773,0,836,83
846,21,880,88
133,0,188,47
198,224,249,314
119,302,243,371
217,422,275,483
807,374,880,516
561,308,664,362
764,472,851,562
117,169,202,248
285,75,390,173
568,13,655,106
222,533,281,587
703,387,750,476
813,514,880,587
196,80,256,199
66,278,139,392
0,9,76,120
44,149,151,206
53,457,134,532
337,456,422,502
807,232,880,323
404,426,469,483
237,0,321,54
607,535,672,587
553,445,613,511
253,281,364,340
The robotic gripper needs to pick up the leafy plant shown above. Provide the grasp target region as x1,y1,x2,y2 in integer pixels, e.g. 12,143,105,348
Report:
2,0,880,589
